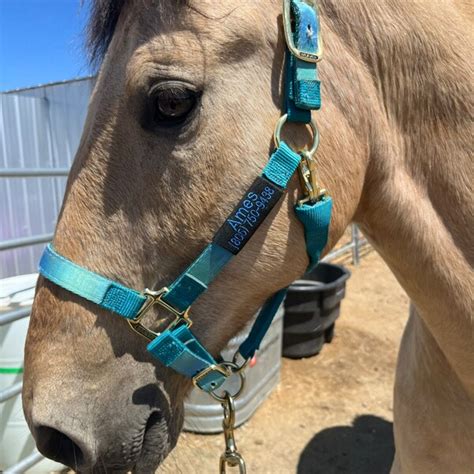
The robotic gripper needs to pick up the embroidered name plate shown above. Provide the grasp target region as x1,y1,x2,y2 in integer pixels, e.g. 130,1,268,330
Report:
213,176,283,254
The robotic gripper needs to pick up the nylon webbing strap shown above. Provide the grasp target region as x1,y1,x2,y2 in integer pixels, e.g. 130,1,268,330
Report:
39,245,146,320
295,196,332,270
237,1,330,359
149,142,302,388
238,288,288,360
37,142,302,392
162,142,300,313
147,325,224,392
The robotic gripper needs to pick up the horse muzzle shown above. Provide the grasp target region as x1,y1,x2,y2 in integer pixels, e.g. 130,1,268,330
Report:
23,376,180,472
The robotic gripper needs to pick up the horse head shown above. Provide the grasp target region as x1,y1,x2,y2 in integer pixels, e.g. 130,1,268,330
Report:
23,1,366,471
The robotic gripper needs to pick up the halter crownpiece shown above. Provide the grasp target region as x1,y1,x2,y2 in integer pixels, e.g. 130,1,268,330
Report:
38,1,330,471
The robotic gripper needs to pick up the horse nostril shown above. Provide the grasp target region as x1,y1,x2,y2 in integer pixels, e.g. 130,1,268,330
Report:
144,411,162,435
35,425,85,468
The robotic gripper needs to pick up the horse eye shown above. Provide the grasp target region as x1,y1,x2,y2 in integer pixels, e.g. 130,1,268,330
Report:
148,82,199,127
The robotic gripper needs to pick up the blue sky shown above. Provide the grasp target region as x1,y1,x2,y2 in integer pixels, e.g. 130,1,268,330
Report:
0,0,91,91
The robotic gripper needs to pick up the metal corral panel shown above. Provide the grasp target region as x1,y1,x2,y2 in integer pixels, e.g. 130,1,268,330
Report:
0,78,95,278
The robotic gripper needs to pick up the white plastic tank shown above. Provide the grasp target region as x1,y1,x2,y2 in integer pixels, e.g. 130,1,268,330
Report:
0,273,64,473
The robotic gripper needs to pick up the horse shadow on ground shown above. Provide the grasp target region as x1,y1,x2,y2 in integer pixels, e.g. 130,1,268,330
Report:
297,415,394,474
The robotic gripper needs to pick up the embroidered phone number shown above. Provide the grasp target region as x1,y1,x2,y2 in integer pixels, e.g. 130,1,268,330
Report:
227,187,276,249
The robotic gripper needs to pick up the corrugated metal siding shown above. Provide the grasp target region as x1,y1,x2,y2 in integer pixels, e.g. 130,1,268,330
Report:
0,78,95,278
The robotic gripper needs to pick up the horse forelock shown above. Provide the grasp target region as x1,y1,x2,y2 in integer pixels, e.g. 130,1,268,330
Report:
86,0,127,67
85,0,190,67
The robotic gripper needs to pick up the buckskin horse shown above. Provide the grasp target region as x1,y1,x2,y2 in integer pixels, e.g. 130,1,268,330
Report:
23,0,473,473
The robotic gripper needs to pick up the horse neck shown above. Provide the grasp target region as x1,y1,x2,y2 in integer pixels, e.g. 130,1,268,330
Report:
335,0,474,391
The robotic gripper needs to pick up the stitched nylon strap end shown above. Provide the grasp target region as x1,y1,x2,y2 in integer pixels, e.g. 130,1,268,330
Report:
295,196,332,270
147,325,226,392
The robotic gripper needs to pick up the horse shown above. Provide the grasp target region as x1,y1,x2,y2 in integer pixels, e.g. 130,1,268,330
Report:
23,1,473,472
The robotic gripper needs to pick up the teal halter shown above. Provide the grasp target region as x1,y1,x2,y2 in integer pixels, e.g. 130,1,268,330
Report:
38,0,331,394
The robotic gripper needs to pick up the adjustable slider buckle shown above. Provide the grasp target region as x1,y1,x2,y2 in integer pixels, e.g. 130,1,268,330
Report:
193,361,246,397
192,364,232,390
297,150,327,205
128,288,192,341
283,0,323,63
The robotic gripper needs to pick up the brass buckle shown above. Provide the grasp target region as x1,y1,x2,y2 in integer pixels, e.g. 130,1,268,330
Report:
128,288,192,341
192,364,232,389
282,0,323,63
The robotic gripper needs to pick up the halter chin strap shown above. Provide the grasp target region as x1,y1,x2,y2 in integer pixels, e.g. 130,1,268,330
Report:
38,0,331,393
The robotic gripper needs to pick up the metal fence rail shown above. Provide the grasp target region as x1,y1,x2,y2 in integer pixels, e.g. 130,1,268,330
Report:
0,381,22,403
0,233,54,251
322,224,366,265
3,450,45,474
0,307,31,326
0,168,70,177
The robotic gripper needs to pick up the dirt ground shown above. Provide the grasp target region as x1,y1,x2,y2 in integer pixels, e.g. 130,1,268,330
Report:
159,249,409,474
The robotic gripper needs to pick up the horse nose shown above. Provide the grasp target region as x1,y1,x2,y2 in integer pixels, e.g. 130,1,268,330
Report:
30,409,165,470
26,390,167,471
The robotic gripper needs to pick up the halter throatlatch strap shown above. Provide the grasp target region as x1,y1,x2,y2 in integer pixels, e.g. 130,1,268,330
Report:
37,0,331,393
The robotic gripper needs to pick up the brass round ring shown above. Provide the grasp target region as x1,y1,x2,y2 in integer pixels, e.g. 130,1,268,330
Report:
273,113,320,156
210,361,245,402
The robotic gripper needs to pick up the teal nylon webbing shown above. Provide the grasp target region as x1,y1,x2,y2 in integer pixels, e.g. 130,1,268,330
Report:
262,142,301,188
162,141,300,313
38,141,306,391
295,196,333,270
144,141,303,388
147,325,224,392
163,243,233,312
238,288,288,360
39,244,145,320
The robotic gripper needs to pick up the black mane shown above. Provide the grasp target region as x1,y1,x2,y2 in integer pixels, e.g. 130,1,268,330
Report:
86,0,126,67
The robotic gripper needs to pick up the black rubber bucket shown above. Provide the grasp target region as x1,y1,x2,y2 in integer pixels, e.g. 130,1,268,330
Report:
283,263,351,358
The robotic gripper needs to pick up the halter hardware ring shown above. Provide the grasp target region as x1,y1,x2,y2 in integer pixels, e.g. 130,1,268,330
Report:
273,113,320,157
209,361,246,402
128,287,192,341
